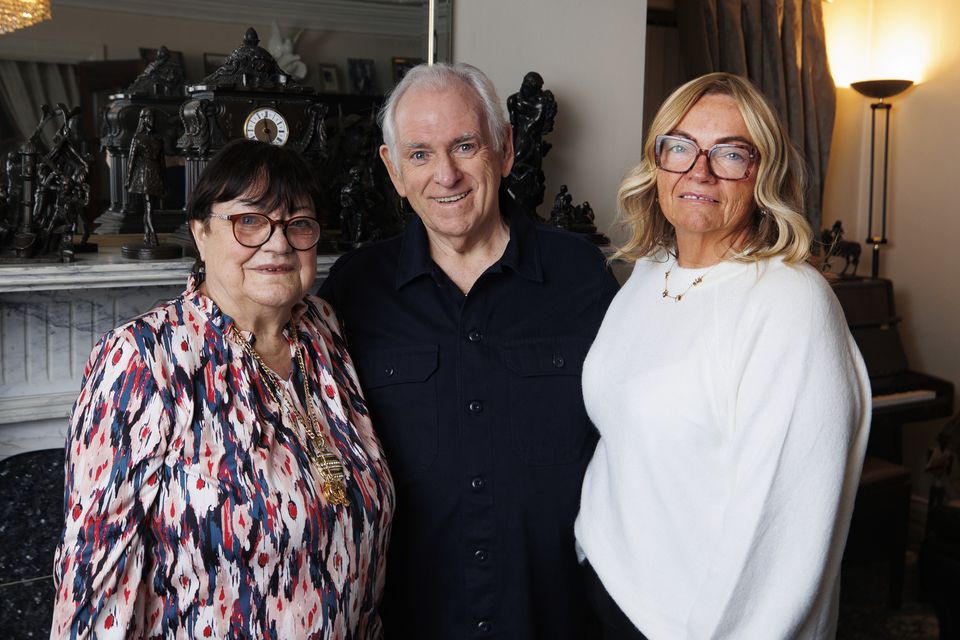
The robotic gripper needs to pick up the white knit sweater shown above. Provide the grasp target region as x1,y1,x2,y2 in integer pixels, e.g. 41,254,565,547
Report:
575,254,871,639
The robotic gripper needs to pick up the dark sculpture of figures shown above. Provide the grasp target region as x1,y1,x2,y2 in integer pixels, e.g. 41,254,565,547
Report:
547,184,609,245
203,28,298,90
122,108,181,259
0,160,7,212
127,108,165,244
329,112,401,247
548,184,574,227
0,103,94,261
126,45,185,97
1,153,22,242
506,71,557,217
339,166,374,248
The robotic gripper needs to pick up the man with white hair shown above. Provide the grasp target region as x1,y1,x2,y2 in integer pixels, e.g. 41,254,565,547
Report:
319,63,618,638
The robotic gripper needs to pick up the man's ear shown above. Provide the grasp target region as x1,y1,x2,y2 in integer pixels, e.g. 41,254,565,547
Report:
379,144,407,197
190,219,208,261
500,127,515,178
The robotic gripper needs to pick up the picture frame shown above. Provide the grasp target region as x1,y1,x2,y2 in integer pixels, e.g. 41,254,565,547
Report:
319,65,340,94
347,58,377,95
203,53,228,76
392,57,423,83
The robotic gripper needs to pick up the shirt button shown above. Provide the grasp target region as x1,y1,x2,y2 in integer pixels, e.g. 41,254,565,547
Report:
552,353,565,368
467,329,483,343
468,400,483,413
384,365,395,377
474,548,488,563
477,620,492,633
471,476,485,490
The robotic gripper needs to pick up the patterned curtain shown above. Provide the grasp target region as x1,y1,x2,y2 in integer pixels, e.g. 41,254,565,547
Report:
675,0,835,236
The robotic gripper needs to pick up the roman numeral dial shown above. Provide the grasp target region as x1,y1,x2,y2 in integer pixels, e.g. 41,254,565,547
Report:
243,108,289,145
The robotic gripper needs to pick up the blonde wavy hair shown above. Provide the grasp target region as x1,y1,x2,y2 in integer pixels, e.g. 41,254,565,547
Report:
615,72,811,264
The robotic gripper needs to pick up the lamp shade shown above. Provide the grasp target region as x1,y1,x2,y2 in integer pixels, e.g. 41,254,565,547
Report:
851,79,914,99
0,0,52,35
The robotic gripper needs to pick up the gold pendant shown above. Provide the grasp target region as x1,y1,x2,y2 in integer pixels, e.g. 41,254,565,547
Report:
322,479,350,506
315,448,350,506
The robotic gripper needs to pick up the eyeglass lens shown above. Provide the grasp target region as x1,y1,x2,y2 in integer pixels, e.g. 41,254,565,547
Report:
657,135,754,180
232,213,321,250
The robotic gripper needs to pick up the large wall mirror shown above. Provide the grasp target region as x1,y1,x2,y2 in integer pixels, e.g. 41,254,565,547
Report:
0,0,452,242
0,0,452,150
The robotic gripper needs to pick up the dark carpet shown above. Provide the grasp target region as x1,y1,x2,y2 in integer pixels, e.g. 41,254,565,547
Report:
838,547,940,640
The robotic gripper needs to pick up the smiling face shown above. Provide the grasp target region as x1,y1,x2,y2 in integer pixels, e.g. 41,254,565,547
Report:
656,93,758,265
380,81,514,251
191,190,317,328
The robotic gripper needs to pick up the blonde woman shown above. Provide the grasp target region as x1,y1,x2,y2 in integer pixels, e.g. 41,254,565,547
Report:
575,73,871,639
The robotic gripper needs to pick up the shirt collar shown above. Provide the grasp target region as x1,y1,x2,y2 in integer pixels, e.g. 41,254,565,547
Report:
394,199,544,290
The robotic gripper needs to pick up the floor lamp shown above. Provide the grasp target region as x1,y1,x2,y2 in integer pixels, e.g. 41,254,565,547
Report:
850,79,913,279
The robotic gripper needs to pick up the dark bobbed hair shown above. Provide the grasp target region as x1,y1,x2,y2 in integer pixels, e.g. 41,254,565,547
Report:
186,139,323,224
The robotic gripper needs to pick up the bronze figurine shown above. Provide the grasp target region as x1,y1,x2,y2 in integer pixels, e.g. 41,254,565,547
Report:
122,108,182,259
547,184,608,245
506,72,557,217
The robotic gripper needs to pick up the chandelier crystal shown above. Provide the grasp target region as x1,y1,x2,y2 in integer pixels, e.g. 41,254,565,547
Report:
0,0,52,35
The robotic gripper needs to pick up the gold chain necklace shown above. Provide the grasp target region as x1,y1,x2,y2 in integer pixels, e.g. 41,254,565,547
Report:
662,259,720,302
231,323,349,506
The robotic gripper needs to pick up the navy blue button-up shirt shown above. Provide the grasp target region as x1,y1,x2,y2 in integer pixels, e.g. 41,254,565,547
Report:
319,210,619,639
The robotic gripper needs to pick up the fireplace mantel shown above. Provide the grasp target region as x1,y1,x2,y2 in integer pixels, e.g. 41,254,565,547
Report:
0,248,339,459
0,249,339,293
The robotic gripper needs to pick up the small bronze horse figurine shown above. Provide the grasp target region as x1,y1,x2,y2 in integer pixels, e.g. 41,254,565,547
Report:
821,220,861,276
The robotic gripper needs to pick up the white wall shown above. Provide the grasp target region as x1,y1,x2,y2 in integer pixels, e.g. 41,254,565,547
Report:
453,0,648,245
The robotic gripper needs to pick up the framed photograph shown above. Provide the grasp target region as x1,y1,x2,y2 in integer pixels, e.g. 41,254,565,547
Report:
392,57,423,83
203,53,228,76
139,47,184,69
319,65,340,93
347,58,377,95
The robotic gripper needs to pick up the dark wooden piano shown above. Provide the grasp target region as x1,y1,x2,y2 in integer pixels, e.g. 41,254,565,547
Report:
830,277,954,463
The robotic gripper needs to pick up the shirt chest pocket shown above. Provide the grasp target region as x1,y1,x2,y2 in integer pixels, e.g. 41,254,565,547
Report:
499,339,596,466
355,345,439,482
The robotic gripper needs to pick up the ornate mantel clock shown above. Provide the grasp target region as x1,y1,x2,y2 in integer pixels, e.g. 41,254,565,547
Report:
177,28,327,195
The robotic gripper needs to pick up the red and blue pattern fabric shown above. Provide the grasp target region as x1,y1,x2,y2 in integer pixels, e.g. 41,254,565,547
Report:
51,284,394,639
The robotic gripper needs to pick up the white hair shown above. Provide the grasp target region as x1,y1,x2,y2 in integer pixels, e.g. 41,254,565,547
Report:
378,62,510,169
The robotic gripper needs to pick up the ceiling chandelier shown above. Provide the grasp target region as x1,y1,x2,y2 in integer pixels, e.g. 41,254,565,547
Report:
0,0,52,35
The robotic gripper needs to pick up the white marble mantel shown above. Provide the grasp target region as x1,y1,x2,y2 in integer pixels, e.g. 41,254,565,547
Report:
0,248,339,460
0,254,196,293
0,249,339,293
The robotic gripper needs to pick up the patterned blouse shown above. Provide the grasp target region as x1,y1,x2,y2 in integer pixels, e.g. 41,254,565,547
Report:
51,284,394,639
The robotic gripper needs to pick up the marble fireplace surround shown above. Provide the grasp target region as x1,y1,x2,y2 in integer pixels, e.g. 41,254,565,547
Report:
0,250,337,460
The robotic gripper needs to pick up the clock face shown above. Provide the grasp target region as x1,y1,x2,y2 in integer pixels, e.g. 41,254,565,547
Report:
244,107,289,145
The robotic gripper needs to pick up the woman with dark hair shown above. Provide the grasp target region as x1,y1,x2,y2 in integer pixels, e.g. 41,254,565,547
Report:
51,139,394,639
575,73,870,639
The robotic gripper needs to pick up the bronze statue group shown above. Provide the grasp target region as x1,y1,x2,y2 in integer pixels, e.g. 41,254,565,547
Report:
0,103,92,261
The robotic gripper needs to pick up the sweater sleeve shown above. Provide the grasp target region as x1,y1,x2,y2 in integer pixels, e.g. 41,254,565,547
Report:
51,332,170,640
684,268,871,639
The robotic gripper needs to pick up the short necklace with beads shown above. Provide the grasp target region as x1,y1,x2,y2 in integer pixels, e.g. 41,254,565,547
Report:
662,258,721,302
231,322,349,506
